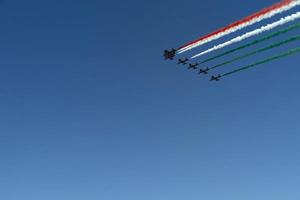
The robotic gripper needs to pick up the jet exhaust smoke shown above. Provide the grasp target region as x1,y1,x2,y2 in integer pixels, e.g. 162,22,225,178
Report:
191,12,300,59
209,35,300,70
178,0,300,54
221,47,300,77
200,22,300,64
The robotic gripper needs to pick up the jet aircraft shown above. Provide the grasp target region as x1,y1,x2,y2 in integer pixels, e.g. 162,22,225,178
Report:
177,58,189,65
210,75,222,81
198,68,209,74
164,49,177,60
188,63,199,70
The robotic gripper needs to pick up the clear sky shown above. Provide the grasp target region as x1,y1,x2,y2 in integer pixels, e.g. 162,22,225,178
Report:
1,0,300,200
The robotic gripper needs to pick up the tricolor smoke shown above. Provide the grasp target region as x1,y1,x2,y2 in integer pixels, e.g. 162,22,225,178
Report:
221,47,300,77
200,22,300,64
191,12,300,59
178,0,300,54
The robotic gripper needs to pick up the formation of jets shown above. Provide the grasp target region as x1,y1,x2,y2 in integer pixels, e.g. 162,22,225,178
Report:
164,49,220,81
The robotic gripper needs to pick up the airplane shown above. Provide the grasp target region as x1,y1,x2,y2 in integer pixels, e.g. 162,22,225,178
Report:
164,49,177,60
177,58,189,65
198,68,210,75
210,75,222,81
188,63,199,70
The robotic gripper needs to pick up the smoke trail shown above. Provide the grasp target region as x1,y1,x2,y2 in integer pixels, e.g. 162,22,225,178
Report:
200,22,300,64
191,12,300,59
209,35,300,70
221,47,300,77
178,0,300,54
179,0,299,53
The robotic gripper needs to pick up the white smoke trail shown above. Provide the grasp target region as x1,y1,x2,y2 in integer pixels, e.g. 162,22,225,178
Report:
191,12,300,59
178,0,300,54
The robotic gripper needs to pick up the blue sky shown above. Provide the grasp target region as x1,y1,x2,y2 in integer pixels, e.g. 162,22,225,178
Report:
1,0,300,200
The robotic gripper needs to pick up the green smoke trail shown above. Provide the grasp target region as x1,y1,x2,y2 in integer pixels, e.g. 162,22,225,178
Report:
210,35,300,70
200,22,300,64
222,47,300,77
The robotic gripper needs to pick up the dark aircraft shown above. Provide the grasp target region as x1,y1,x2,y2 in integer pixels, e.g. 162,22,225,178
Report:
210,75,222,81
177,58,189,65
188,63,199,70
198,68,209,74
164,49,177,60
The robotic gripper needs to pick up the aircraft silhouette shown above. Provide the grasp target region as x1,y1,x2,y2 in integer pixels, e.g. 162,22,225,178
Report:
188,63,199,70
164,49,176,60
210,75,222,81
198,68,209,74
177,58,189,65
